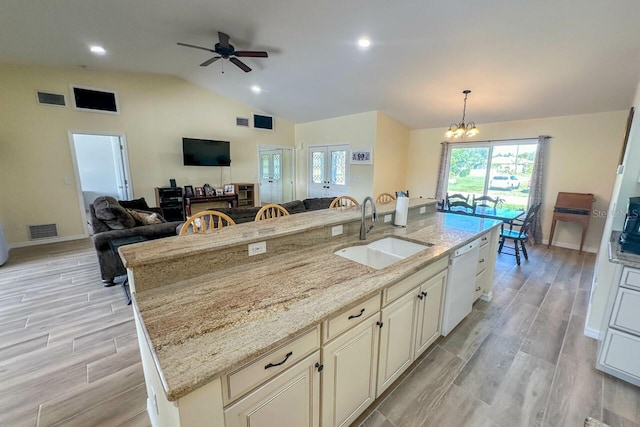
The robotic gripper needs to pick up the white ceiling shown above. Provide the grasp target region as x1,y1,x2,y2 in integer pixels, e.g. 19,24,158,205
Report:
2,0,640,129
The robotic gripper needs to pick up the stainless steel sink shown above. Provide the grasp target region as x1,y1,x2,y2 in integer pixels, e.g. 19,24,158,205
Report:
335,237,432,269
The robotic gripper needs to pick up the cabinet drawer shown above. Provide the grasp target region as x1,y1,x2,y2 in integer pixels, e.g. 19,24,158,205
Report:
610,287,640,335
477,242,490,275
479,232,491,247
224,325,320,405
600,329,640,380
383,257,448,305
323,293,381,342
621,267,640,291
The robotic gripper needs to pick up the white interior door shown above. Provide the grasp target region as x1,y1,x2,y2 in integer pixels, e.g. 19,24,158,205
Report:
307,144,349,198
259,149,284,204
71,133,131,213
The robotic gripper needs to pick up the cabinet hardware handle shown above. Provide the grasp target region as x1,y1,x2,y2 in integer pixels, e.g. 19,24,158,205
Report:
417,294,424,300
264,351,293,369
421,291,428,297
376,321,384,328
348,308,365,320
475,286,481,291
479,258,485,263
315,362,324,372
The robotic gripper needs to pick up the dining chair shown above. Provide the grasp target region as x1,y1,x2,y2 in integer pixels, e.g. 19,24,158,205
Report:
329,195,360,209
179,210,236,235
498,203,541,265
255,204,290,221
472,195,500,214
376,193,396,204
447,200,474,214
445,193,469,210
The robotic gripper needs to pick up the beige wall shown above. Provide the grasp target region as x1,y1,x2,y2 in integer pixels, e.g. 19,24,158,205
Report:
407,111,628,252
0,63,294,246
373,112,410,197
294,111,377,200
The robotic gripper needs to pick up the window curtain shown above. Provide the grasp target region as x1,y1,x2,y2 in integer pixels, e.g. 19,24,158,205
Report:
528,135,549,244
435,142,452,202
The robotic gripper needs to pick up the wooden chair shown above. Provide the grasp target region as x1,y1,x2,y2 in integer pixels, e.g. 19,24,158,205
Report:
179,210,236,235
498,204,541,265
376,193,396,204
329,195,360,209
472,195,500,214
255,204,290,221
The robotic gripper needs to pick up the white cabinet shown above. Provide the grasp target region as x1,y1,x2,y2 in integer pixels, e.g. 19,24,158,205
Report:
597,267,640,387
225,352,321,427
321,313,380,427
475,229,498,302
377,265,447,396
377,290,417,395
414,270,447,356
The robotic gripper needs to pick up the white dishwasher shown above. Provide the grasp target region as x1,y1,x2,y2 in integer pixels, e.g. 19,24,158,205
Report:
441,239,480,336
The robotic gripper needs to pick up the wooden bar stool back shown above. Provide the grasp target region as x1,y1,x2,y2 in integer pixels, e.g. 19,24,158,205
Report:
179,210,236,235
255,204,290,221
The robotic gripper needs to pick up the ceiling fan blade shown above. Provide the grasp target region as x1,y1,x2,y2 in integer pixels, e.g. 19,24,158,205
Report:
177,42,216,53
200,56,221,67
234,51,268,58
229,57,252,72
218,32,230,48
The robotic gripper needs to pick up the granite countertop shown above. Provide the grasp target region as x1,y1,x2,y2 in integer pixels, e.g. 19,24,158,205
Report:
609,230,640,268
133,211,502,401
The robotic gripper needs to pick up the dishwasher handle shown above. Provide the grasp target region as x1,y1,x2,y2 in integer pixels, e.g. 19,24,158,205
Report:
453,239,480,258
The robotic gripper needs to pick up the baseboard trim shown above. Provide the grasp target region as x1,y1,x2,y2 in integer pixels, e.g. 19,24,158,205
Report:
584,325,600,340
8,234,88,249
541,238,597,254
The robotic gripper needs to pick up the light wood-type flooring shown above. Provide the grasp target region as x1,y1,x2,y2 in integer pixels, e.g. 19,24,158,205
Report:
1,239,639,427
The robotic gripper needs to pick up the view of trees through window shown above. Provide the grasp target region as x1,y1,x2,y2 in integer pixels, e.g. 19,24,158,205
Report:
447,141,537,211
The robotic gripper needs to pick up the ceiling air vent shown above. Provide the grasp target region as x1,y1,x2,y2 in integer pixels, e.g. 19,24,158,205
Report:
29,224,58,240
236,117,249,127
36,91,67,107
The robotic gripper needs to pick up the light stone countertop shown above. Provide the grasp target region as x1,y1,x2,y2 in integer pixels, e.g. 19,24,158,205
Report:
609,230,640,268
131,210,502,401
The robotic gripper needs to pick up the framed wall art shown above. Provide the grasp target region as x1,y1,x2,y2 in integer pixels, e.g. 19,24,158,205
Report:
350,148,373,165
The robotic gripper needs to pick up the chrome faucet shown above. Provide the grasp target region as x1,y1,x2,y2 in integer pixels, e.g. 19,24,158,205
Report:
360,196,378,240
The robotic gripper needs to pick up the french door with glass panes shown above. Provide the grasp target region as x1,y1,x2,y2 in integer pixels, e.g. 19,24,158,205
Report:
307,145,350,198
259,149,284,204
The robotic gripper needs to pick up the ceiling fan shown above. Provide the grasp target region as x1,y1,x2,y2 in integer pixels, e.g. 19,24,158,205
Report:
177,31,268,73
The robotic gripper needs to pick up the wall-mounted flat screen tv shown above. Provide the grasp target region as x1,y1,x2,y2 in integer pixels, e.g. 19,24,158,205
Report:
183,138,231,166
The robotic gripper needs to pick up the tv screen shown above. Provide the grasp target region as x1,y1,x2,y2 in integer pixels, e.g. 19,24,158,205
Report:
182,138,231,166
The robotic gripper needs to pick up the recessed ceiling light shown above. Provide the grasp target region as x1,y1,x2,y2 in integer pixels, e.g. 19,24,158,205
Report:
251,85,261,94
89,46,106,55
357,37,371,48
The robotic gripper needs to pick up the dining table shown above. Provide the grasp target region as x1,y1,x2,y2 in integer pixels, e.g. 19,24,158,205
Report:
443,205,526,225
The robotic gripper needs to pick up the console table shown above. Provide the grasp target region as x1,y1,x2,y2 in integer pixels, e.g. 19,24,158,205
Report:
184,194,238,216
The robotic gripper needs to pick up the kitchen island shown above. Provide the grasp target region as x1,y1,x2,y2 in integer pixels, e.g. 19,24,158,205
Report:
120,200,502,427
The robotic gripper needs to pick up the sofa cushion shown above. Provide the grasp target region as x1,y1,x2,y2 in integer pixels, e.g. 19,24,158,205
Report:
127,209,165,226
211,207,260,224
280,200,306,214
119,198,150,211
303,197,336,211
92,196,136,230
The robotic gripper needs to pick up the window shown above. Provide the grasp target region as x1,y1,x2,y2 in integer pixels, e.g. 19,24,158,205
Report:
446,140,537,210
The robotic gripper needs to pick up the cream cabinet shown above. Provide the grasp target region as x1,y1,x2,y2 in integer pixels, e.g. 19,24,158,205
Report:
598,267,640,387
224,352,321,427
475,229,498,301
321,312,380,427
377,262,448,396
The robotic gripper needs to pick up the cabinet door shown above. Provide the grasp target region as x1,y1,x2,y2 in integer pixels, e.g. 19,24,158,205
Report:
377,289,418,396
415,270,446,357
225,352,320,427
600,329,640,380
321,314,380,427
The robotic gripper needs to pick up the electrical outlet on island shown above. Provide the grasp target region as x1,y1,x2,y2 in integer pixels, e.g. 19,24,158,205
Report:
248,241,267,256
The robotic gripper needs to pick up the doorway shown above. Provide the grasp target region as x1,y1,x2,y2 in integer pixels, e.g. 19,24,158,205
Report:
307,144,350,198
70,132,131,234
258,146,294,205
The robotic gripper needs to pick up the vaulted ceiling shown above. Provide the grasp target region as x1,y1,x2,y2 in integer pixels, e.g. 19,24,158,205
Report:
2,0,640,128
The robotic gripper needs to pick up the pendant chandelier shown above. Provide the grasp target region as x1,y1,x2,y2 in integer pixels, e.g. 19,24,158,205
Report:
444,89,479,138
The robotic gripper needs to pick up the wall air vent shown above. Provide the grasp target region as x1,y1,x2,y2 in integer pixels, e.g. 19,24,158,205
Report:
236,117,250,127
36,91,67,107
71,85,119,114
29,224,58,240
252,113,274,131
